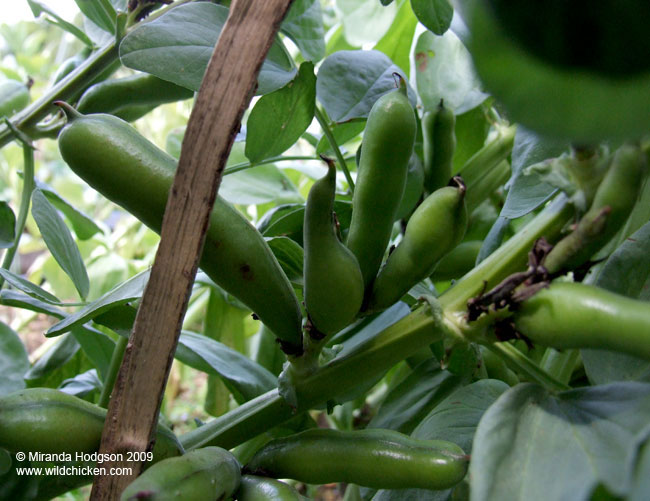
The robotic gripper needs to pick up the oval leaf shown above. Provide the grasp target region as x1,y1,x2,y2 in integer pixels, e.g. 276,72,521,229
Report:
31,188,89,300
119,3,296,95
245,62,316,163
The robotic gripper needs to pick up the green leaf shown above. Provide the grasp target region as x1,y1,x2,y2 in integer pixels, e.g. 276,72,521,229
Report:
27,0,94,46
316,50,415,122
368,359,463,434
0,201,15,248
36,181,102,241
119,3,296,95
374,0,418,77
500,127,568,219
266,237,304,286
471,382,650,500
629,427,650,501
245,62,316,163
46,270,150,337
0,290,66,317
452,103,490,172
0,268,62,305
31,189,89,300
414,29,487,114
24,333,80,381
582,221,650,385
176,331,277,404
410,0,453,35
71,327,115,381
337,0,397,46
59,369,102,397
0,322,29,397
74,0,115,34
281,0,326,62
219,164,302,206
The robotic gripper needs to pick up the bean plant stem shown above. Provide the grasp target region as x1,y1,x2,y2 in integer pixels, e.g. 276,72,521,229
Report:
0,144,35,289
223,155,324,175
178,193,576,449
314,107,355,192
0,41,120,149
98,336,129,408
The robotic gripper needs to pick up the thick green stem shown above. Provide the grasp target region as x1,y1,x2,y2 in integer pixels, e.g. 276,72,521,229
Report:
486,343,570,392
0,42,120,148
178,195,575,449
180,389,294,451
0,143,35,288
314,107,355,192
457,125,515,187
180,301,451,450
466,159,510,213
98,336,128,408
441,194,574,312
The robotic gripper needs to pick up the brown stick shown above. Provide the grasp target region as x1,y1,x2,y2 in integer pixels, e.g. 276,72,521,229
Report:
90,0,294,497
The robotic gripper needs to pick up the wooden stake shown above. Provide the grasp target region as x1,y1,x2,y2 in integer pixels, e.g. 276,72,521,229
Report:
90,0,294,497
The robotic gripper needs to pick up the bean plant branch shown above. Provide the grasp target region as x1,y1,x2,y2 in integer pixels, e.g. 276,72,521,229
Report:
314,107,355,192
0,136,35,289
97,336,129,408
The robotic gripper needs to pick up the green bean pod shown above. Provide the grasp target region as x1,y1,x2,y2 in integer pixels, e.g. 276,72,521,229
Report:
367,177,468,313
544,144,647,273
513,282,650,360
121,447,241,501
346,79,416,287
304,162,364,336
423,100,456,194
0,80,29,118
56,104,303,353
77,73,194,122
0,388,182,460
236,474,306,500
245,428,468,490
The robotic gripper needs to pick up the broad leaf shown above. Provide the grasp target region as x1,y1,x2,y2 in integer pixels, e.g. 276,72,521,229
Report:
0,289,65,317
316,120,365,156
27,0,93,46
471,382,650,500
24,333,79,381
317,50,415,122
410,0,453,35
245,62,316,163
281,0,326,62
0,201,15,248
368,359,463,435
219,164,302,206
374,0,418,77
31,189,89,300
119,3,296,95
337,0,397,46
414,29,487,114
74,0,115,34
0,322,29,396
500,127,568,219
46,270,149,337
176,331,277,403
37,181,102,240
0,268,62,305
59,369,102,397
70,326,115,381
582,221,650,385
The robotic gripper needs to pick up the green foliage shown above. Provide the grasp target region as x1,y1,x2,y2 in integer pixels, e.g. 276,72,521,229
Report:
1,1,649,499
